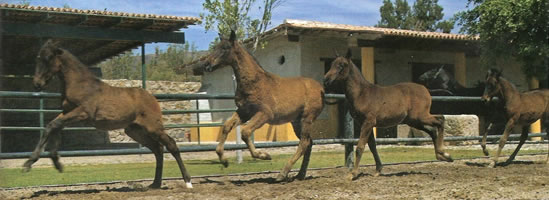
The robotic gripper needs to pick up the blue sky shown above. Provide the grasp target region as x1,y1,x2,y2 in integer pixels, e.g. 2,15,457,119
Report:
4,0,471,52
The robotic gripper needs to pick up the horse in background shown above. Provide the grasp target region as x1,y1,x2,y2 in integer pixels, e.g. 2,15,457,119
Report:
418,66,484,96
324,49,453,180
197,30,325,181
25,40,193,189
481,68,549,166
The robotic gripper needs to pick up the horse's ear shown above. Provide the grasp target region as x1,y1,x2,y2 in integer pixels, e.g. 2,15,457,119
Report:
334,49,340,57
229,30,236,43
345,48,352,59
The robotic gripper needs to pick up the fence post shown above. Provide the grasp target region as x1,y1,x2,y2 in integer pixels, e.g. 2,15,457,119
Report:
236,125,243,164
343,101,354,168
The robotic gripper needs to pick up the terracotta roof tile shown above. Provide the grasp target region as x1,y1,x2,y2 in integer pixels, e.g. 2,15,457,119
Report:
0,3,201,23
282,19,479,41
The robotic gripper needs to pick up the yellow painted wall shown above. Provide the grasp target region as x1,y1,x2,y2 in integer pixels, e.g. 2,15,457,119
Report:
361,47,376,137
190,123,298,142
454,52,466,86
529,77,542,141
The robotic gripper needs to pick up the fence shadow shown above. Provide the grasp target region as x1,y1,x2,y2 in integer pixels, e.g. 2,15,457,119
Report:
28,185,163,198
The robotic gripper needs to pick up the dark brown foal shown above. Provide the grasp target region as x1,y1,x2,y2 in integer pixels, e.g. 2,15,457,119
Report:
481,68,549,166
324,49,453,180
25,40,192,189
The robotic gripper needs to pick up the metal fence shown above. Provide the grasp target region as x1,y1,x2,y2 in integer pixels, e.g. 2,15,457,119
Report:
0,91,547,167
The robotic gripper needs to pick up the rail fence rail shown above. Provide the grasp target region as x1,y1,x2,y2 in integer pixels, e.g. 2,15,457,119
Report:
0,91,547,165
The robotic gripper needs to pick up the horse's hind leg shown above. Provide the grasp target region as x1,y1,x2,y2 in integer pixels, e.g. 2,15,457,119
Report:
49,131,63,172
239,111,272,160
124,125,165,188
216,113,240,167
277,118,313,182
411,115,453,162
154,130,192,188
492,118,516,167
502,126,529,166
367,131,383,176
23,108,88,172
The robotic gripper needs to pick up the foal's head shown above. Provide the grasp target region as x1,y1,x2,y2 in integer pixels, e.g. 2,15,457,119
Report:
33,40,64,90
481,68,503,102
203,30,239,72
323,49,354,89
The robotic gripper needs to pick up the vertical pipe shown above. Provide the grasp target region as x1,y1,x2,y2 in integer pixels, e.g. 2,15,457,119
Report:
343,101,354,168
196,99,201,145
236,125,243,164
141,44,146,89
40,97,44,140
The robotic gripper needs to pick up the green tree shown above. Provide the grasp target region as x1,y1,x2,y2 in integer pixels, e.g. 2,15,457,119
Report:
376,0,454,32
377,0,413,29
200,0,284,50
456,0,549,79
100,51,139,80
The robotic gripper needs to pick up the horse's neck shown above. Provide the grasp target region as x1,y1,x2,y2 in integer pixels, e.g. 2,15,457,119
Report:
58,55,101,94
345,65,373,104
499,78,520,105
231,47,269,90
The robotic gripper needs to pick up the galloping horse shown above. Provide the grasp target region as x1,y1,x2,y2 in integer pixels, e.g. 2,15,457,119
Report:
24,40,193,189
199,31,324,181
481,68,549,166
324,49,453,180
418,66,506,156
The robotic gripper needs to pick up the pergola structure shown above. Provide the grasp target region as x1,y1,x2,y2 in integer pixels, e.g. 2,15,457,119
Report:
0,4,200,76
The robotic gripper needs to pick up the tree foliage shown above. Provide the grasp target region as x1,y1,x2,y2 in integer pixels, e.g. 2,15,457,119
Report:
200,0,284,50
456,0,549,79
377,0,455,33
98,42,201,82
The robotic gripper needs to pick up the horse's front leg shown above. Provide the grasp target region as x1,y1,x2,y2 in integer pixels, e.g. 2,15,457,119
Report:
492,117,516,167
239,111,272,160
481,123,494,156
216,113,241,167
277,119,313,182
348,118,375,181
23,107,89,172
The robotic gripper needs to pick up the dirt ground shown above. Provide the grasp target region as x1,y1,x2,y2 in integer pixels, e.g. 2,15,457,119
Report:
1,153,548,200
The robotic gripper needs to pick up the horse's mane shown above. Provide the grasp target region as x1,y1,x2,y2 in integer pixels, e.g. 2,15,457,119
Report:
58,48,102,81
235,42,267,72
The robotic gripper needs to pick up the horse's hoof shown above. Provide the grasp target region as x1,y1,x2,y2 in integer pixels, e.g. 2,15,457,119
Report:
147,183,161,189
185,182,193,189
373,171,381,177
346,173,357,181
220,159,229,168
258,152,271,160
295,173,306,180
483,150,490,156
437,152,453,162
22,160,33,173
275,173,288,182
53,162,64,173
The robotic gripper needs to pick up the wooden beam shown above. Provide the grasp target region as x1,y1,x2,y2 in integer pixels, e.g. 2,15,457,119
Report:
1,21,185,44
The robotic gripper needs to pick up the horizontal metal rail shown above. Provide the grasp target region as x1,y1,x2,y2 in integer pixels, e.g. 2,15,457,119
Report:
0,91,491,102
0,108,237,114
1,133,545,159
0,123,225,131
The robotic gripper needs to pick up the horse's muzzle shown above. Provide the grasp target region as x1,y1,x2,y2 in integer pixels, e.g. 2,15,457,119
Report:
323,79,333,88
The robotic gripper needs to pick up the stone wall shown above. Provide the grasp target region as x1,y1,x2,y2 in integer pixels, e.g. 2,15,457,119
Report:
397,115,479,145
103,80,201,142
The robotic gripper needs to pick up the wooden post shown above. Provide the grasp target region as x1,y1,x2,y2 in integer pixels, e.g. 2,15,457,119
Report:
361,47,377,137
454,52,466,86
529,77,542,141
